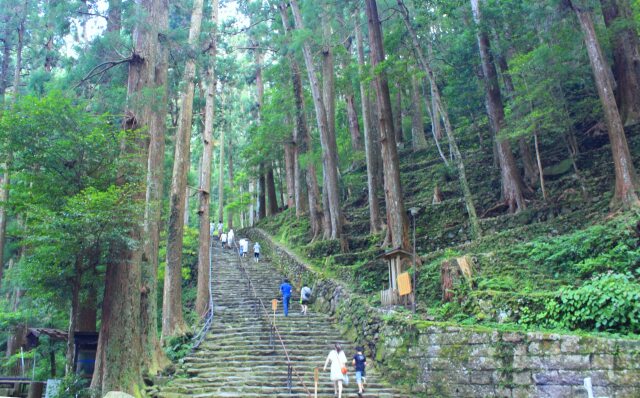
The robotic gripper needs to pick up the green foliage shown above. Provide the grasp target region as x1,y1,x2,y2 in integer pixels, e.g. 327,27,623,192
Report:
54,374,99,398
536,273,640,334
514,217,640,278
305,239,341,258
164,335,193,362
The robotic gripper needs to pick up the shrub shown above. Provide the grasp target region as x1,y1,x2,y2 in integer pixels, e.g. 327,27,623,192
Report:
540,273,640,334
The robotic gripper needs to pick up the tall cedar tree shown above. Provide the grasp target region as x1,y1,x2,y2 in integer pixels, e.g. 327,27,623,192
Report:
354,12,382,234
196,0,219,317
470,0,527,213
163,0,204,338
290,0,342,240
365,0,409,249
569,0,640,208
277,2,323,239
91,0,168,392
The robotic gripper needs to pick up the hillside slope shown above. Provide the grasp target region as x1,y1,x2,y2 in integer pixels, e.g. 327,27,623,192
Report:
258,126,640,336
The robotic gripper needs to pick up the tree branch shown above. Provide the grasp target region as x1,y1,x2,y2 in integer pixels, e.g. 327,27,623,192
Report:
74,58,132,89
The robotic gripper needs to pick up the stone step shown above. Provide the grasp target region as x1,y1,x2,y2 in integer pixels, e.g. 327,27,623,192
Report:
154,247,406,398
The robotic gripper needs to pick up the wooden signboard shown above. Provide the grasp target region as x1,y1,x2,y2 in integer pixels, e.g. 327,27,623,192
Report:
398,272,412,296
271,299,278,311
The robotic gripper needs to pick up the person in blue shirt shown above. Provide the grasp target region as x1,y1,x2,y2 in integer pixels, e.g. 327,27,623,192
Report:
280,279,293,317
352,346,367,397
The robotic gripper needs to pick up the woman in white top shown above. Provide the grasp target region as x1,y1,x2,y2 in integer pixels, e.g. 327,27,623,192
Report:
323,343,347,397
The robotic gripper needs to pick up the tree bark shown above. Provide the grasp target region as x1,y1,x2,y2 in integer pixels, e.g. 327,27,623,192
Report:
217,120,225,225
163,0,204,339
65,256,82,376
365,0,409,250
258,169,266,220
77,283,97,332
248,180,255,226
570,1,640,208
91,0,160,386
195,0,218,318
410,74,427,151
227,144,235,227
346,94,363,152
0,29,11,104
600,0,640,125
12,12,24,98
470,0,526,213
398,0,481,237
394,84,404,145
355,16,382,234
290,0,342,240
284,139,296,210
266,164,278,216
0,168,9,292
141,0,169,374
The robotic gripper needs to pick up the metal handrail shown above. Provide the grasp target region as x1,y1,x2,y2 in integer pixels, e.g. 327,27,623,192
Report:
230,238,312,397
191,237,215,349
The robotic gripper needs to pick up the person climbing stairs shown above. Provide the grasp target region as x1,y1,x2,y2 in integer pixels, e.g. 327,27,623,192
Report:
154,243,408,397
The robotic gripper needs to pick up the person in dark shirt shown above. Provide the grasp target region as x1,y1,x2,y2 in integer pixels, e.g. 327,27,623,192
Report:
280,279,292,316
352,346,367,397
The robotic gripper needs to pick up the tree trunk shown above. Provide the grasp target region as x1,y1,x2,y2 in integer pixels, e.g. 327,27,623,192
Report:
258,170,266,220
91,0,165,391
345,94,363,152
248,180,255,226
365,0,409,250
600,0,640,125
77,283,97,332
423,77,448,165
0,30,11,104
278,2,322,237
78,247,98,333
227,144,235,227
284,140,296,210
266,165,278,216
495,50,538,188
13,14,24,98
217,121,225,224
196,0,218,318
65,255,82,376
394,84,404,145
321,174,331,239
321,7,342,240
470,0,526,213
571,2,640,208
410,74,427,151
398,0,480,237
0,168,9,292
163,0,204,339
276,160,285,209
291,0,342,240
355,15,382,234
292,126,306,216
141,0,169,374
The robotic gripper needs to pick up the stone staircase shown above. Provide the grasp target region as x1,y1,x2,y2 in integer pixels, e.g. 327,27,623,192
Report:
155,241,409,398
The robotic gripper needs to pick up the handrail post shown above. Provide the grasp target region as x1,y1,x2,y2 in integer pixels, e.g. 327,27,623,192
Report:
287,364,292,394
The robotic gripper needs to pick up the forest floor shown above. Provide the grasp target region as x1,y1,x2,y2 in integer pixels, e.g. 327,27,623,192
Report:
256,126,640,338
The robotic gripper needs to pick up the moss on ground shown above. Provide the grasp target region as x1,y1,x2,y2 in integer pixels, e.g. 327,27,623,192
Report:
255,127,640,337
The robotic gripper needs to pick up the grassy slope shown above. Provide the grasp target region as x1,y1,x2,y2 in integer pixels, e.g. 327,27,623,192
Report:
258,126,640,337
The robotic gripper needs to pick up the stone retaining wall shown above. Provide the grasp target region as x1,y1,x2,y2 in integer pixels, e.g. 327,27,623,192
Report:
246,228,640,397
